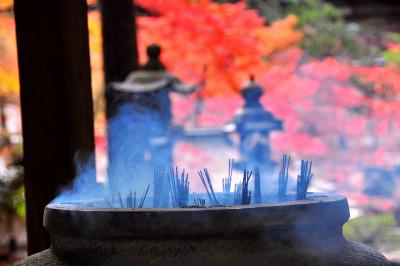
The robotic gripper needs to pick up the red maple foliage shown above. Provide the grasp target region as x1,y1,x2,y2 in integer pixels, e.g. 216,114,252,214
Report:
136,0,302,96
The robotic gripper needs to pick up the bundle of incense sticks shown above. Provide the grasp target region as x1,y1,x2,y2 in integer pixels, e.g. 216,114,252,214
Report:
296,160,313,200
126,190,135,208
241,169,252,205
198,168,219,206
168,167,190,207
145,155,315,209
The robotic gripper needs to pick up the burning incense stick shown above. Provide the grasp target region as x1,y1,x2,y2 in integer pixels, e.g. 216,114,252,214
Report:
118,192,124,208
198,168,219,206
296,160,313,200
126,190,133,208
254,167,261,204
168,167,177,207
223,158,234,193
278,154,291,200
139,184,150,208
153,166,165,208
177,169,190,207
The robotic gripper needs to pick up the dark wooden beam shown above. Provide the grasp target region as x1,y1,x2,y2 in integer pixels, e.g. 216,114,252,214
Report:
100,0,139,119
100,0,139,84
14,0,95,255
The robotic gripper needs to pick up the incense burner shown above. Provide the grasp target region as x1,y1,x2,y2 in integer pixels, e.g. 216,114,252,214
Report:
18,194,389,266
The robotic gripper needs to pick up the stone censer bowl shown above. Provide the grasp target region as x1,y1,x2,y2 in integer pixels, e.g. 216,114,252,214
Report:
18,194,389,265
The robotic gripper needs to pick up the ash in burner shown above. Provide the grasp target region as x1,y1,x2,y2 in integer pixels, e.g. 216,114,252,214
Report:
105,184,150,208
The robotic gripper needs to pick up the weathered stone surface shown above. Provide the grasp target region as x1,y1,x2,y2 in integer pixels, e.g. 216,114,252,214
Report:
16,249,68,266
17,194,390,266
17,241,390,266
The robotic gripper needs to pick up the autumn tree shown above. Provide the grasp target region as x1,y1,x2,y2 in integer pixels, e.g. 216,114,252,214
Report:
135,0,302,97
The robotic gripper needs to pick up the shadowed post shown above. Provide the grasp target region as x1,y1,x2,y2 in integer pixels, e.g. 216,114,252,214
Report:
100,0,139,118
14,0,95,254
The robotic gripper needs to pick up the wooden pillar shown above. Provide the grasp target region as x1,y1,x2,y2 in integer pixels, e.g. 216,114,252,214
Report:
14,0,95,255
100,0,139,118
100,0,139,84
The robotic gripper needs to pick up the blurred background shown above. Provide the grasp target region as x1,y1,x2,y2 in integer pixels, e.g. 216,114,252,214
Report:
1,0,400,264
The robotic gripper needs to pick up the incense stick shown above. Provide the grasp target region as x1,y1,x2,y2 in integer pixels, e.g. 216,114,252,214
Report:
126,190,133,208
118,192,124,208
139,184,150,208
254,167,261,204
204,169,218,205
233,182,242,206
223,158,234,193
153,166,165,208
278,154,291,200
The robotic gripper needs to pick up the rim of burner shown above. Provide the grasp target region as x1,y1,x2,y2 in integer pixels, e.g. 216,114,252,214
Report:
49,192,337,212
44,194,350,239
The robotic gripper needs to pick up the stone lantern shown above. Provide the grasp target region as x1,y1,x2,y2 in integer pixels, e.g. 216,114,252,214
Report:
234,76,282,170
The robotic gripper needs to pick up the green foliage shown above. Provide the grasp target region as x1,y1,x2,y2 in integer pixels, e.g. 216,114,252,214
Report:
344,214,400,251
344,214,396,238
287,0,342,26
383,50,400,66
0,163,25,218
388,32,400,43
12,186,25,217
285,0,368,58
240,0,384,59
382,33,400,67
0,185,25,218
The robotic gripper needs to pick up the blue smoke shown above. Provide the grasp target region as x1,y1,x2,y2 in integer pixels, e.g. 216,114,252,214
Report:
52,102,173,207
51,100,313,208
